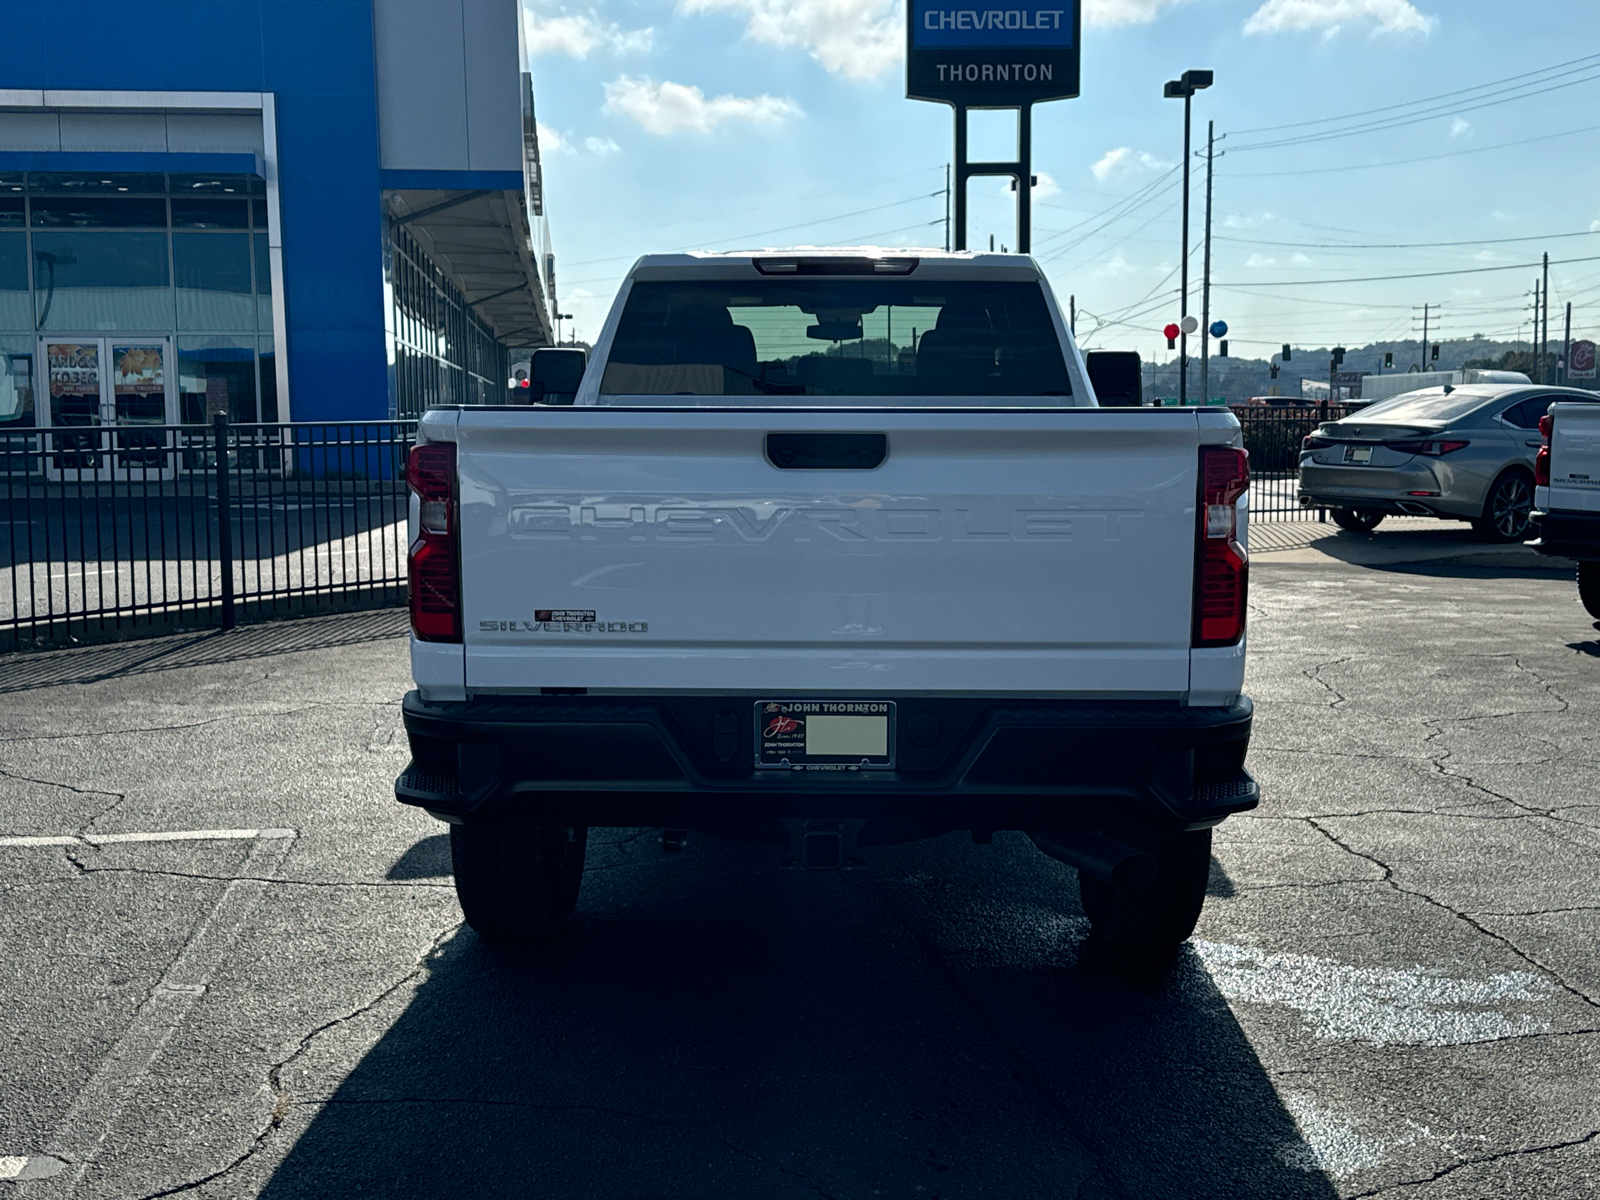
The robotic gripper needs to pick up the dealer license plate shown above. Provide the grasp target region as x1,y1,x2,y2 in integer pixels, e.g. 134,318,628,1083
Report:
756,701,896,771
1344,445,1373,464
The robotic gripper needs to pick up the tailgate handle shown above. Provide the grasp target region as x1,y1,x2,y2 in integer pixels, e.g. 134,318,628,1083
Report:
766,432,887,470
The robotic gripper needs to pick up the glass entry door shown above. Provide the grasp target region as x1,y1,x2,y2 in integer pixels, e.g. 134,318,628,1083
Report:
41,338,177,481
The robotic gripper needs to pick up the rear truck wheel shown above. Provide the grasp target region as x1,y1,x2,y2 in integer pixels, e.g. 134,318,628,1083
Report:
1472,471,1535,543
1332,508,1384,533
1078,826,1212,975
450,823,588,945
1579,562,1600,620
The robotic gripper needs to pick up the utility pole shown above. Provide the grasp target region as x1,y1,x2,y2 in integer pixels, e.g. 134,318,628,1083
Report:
1541,252,1551,383
1164,70,1212,406
1564,301,1574,384
1532,280,1541,379
943,163,951,253
1420,303,1429,371
1069,294,1076,335
1200,120,1216,406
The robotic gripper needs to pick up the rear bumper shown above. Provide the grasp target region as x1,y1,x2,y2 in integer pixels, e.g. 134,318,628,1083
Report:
1297,461,1476,518
394,691,1257,833
1533,510,1600,560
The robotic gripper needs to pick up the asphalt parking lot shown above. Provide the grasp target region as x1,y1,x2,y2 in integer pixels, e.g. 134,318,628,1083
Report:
1,527,1597,1199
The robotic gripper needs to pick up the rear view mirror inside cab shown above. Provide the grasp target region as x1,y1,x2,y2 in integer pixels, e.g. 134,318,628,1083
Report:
529,347,588,405
1086,350,1143,408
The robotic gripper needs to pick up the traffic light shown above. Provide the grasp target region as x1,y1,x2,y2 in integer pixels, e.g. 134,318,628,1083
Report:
1269,362,1280,380
1332,346,1346,367
1384,351,1394,369
1431,344,1440,361
1282,344,1292,361
1219,340,1228,357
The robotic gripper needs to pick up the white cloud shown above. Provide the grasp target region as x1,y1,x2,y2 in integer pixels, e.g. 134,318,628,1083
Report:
1591,217,1600,233
1490,209,1518,223
1291,252,1313,265
1243,0,1437,38
603,76,802,135
1224,211,1276,230
1091,147,1173,182
997,170,1061,199
1084,0,1193,25
1246,253,1279,268
678,0,900,80
1450,117,1472,140
537,122,574,154
525,8,655,57
584,136,622,154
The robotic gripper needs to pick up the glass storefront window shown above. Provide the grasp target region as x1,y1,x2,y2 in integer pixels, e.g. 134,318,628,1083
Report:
0,233,30,330
169,174,263,196
30,197,168,227
251,198,268,228
0,336,35,426
29,173,167,194
254,233,272,331
172,198,249,230
174,233,254,331
178,336,258,423
32,231,172,331
0,198,22,228
259,336,277,421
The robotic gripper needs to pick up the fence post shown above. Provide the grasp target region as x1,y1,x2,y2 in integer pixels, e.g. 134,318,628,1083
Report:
214,413,235,631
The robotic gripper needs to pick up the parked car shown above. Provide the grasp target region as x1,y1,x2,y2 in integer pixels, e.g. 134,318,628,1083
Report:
1297,384,1600,541
393,248,1259,973
1532,401,1600,615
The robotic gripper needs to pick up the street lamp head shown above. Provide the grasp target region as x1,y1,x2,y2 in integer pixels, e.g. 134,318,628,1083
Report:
1163,79,1186,99
1181,69,1214,91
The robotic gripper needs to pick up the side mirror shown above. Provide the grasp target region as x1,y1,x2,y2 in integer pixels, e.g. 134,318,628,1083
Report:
531,347,587,406
1086,350,1143,408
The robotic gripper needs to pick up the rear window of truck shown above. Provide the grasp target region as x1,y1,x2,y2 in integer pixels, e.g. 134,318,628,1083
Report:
597,280,1072,402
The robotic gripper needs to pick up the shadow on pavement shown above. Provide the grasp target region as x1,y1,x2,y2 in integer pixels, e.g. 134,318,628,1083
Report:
0,609,407,693
259,833,1338,1200
386,834,451,879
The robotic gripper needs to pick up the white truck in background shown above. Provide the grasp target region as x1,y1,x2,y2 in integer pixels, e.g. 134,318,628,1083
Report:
1534,400,1600,614
394,249,1259,972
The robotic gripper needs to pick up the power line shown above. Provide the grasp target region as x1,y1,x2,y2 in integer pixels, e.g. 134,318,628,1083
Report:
1217,228,1600,252
1214,253,1600,288
1228,62,1600,152
1228,51,1600,136
1223,121,1600,179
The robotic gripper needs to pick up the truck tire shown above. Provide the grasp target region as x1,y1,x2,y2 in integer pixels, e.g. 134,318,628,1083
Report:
450,823,588,944
1580,563,1600,620
1472,471,1535,543
1078,827,1211,973
1332,508,1384,533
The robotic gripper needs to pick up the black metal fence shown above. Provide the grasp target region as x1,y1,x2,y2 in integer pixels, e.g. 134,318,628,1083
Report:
1233,404,1352,521
2,418,415,650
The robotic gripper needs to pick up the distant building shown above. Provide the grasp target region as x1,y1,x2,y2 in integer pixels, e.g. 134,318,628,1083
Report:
0,0,556,446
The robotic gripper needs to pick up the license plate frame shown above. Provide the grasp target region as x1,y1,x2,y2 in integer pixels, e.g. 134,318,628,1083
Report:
755,701,896,771
1344,445,1374,464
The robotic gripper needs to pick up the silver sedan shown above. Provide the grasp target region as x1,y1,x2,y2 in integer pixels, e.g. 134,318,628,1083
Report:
1297,384,1599,541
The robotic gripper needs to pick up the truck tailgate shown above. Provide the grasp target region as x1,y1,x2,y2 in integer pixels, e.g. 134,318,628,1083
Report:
1548,402,1600,513
454,409,1206,695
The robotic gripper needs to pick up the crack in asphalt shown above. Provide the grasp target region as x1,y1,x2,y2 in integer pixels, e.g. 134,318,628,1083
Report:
0,701,382,745
1301,657,1352,710
1344,1127,1600,1198
128,922,460,1200
1304,817,1600,1012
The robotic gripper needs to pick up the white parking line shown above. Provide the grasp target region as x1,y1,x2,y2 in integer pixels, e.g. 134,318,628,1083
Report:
0,828,296,849
36,829,299,1196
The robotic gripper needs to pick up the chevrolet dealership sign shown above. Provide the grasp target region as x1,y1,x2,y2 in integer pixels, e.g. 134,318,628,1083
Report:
907,0,1081,104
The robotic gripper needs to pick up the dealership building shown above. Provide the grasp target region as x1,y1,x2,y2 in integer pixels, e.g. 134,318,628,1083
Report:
0,0,556,443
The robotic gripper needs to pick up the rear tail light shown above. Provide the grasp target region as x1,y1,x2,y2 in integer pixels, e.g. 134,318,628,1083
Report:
1194,446,1249,648
1302,435,1332,451
407,441,461,642
1389,439,1469,456
1536,414,1552,486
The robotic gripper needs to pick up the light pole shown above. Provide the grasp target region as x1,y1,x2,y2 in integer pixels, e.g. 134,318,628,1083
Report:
1164,69,1212,406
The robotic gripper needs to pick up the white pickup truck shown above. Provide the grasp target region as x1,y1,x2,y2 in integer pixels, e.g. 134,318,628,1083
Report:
394,249,1258,971
1534,399,1600,614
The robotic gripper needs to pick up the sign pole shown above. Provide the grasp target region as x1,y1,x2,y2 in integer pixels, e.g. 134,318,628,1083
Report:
953,105,968,251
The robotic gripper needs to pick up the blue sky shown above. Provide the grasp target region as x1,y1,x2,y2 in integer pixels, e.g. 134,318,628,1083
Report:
526,0,1600,364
